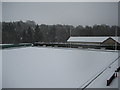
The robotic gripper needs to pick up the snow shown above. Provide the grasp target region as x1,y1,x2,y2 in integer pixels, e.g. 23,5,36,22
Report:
67,36,120,43
112,37,120,43
0,44,13,46
67,37,109,43
2,47,119,88
87,60,118,88
0,49,2,89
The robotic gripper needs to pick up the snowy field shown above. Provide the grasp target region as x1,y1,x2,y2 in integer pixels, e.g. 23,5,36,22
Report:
2,47,119,88
0,49,2,90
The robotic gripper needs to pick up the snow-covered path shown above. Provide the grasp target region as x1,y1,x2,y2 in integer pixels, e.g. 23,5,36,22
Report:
2,47,119,88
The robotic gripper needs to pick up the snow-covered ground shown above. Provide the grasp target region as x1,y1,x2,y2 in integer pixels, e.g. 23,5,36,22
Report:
2,47,119,88
87,60,118,88
0,52,1,84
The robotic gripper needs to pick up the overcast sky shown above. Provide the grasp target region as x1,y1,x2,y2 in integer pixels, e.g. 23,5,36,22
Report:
0,2,2,22
2,2,118,26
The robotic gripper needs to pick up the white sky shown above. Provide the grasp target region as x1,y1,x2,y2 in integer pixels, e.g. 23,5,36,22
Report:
2,2,118,26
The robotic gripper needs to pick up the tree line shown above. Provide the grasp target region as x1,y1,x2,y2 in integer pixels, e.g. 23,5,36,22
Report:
2,20,120,44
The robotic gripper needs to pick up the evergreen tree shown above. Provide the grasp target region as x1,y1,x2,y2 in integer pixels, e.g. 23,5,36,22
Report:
34,25,43,42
